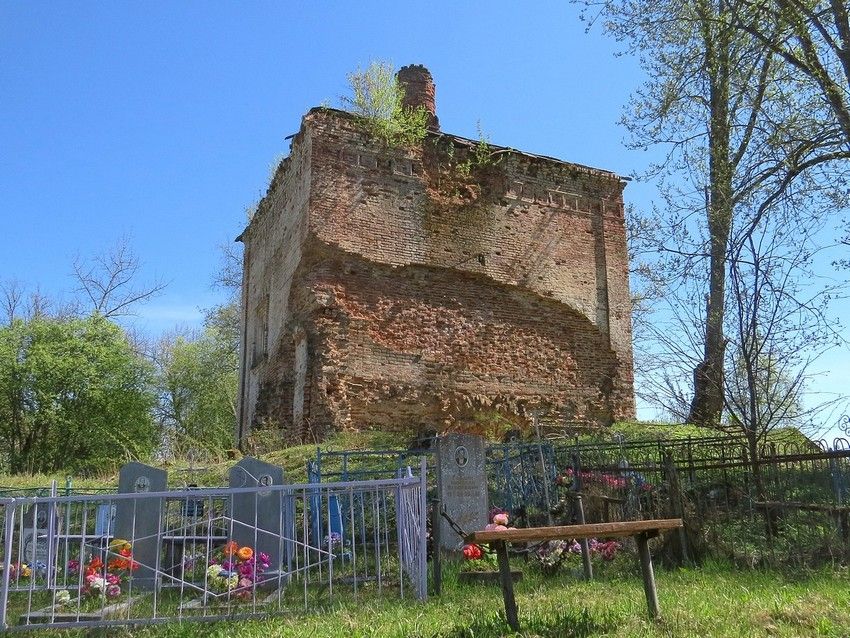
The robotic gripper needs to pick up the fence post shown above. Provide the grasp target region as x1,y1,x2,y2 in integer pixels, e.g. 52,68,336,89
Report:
0,499,16,631
575,494,593,581
418,457,428,601
533,412,554,526
663,452,690,565
431,497,442,596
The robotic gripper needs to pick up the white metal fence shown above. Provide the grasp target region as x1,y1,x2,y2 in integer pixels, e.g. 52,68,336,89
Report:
0,463,427,631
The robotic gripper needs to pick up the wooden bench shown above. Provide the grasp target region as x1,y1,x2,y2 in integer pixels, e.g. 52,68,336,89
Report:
465,518,683,631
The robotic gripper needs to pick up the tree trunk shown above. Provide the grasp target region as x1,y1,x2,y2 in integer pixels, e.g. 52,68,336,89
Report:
689,0,733,427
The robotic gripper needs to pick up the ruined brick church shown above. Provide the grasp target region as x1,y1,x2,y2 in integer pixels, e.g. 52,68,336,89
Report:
236,65,634,444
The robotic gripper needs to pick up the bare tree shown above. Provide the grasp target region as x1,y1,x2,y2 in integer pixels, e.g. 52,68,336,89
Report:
723,197,845,496
1,280,25,325
72,238,167,318
213,241,243,294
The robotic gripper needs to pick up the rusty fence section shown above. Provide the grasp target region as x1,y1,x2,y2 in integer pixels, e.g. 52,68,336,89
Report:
0,466,427,631
309,434,850,565
549,436,850,566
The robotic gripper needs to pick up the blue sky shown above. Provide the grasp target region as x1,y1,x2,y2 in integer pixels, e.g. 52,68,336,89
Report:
1,2,847,435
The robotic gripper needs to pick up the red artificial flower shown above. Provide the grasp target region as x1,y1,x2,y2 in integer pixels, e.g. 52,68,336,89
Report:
462,544,483,560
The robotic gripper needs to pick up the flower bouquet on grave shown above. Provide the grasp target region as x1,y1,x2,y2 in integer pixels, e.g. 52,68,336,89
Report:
532,537,623,576
5,560,48,586
458,509,522,584
460,542,498,572
204,541,271,601
56,539,140,614
324,532,352,563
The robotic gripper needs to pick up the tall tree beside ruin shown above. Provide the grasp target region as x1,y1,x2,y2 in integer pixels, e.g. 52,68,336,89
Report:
581,0,847,425
580,0,762,424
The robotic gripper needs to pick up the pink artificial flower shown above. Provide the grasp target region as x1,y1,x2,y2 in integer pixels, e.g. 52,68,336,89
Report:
493,513,509,526
106,584,121,598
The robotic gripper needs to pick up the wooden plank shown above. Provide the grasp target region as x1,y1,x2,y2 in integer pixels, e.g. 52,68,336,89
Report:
465,518,683,544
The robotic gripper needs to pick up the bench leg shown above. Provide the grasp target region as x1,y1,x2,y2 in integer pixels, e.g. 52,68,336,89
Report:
636,532,660,619
494,541,519,631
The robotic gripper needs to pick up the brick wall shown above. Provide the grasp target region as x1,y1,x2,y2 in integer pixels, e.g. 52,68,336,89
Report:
238,108,634,443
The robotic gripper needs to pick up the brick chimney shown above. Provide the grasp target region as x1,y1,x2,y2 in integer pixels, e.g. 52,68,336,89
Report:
396,64,439,131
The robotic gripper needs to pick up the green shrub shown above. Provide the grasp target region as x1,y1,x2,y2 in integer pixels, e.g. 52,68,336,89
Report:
341,61,429,148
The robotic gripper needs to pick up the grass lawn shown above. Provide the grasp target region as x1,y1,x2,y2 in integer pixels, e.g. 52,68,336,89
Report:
8,560,849,638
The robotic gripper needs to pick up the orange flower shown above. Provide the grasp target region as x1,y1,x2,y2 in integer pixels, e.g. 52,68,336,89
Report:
223,541,239,556
89,557,103,570
237,546,254,561
108,557,129,570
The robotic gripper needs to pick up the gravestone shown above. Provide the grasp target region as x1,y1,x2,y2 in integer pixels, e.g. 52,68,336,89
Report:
20,503,57,581
228,457,287,575
436,433,488,551
114,462,168,590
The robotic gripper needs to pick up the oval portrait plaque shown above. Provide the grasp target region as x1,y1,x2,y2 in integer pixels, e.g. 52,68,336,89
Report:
455,445,469,468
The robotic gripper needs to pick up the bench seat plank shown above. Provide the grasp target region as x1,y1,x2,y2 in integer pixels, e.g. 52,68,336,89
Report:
465,518,683,544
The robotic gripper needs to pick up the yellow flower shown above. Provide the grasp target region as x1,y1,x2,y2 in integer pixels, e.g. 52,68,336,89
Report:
109,539,132,552
21,565,32,578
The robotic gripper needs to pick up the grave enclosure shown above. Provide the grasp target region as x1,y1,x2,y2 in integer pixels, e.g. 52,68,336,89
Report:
5,432,837,632
0,458,428,630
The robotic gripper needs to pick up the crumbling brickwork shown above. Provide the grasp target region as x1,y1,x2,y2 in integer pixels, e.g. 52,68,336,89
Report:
237,66,634,444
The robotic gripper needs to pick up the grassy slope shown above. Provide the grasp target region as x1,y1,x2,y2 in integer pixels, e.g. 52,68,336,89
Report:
0,430,412,491
0,422,811,492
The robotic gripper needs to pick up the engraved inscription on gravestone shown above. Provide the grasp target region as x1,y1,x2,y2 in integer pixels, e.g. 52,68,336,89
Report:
436,433,488,551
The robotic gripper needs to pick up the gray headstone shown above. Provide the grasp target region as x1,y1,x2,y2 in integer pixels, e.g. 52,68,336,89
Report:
20,504,57,578
436,434,488,551
228,457,287,574
115,462,167,590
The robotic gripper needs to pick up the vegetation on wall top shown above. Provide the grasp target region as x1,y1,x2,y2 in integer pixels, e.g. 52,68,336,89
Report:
340,60,429,148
